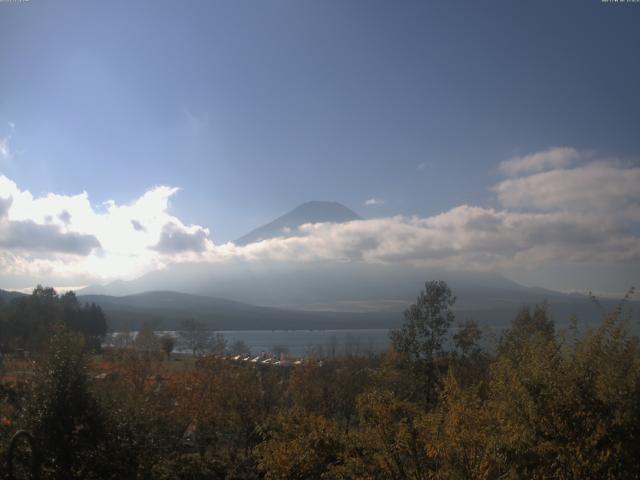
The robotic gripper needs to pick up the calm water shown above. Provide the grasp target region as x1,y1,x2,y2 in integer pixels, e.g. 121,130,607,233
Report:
107,329,392,357
110,323,569,357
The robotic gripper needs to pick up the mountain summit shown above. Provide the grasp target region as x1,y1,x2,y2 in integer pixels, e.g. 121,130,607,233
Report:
234,201,362,246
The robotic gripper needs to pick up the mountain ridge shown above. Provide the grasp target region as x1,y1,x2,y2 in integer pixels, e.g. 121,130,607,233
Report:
234,201,362,246
4,287,638,333
77,290,400,331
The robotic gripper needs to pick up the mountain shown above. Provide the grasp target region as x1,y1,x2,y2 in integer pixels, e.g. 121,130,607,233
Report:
78,279,133,297
78,263,639,329
78,291,400,332
0,289,28,303
77,286,639,333
81,262,521,309
234,201,362,246
77,200,639,328
6,280,637,333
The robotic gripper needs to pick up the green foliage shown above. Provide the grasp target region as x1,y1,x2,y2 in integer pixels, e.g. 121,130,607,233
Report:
61,291,108,352
391,280,456,362
152,453,226,479
390,280,456,407
0,286,107,353
453,319,482,357
288,358,372,430
134,323,161,352
23,327,115,479
351,389,430,480
426,372,497,480
2,282,640,479
160,334,176,359
480,299,640,479
497,303,554,358
256,411,344,480
229,339,250,356
179,319,216,356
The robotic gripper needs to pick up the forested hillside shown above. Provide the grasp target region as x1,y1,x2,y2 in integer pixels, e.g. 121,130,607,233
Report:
1,282,638,479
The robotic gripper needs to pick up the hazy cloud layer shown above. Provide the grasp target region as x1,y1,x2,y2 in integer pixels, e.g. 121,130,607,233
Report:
0,175,213,284
226,207,638,269
1,148,638,288
0,219,100,255
0,196,11,218
154,222,209,253
495,162,640,218
499,147,580,176
0,194,100,255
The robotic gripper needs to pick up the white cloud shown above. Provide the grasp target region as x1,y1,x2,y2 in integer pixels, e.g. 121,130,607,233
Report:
499,147,580,176
495,161,640,219
364,198,384,206
0,176,213,285
218,205,638,270
219,150,639,270
1,147,638,289
0,122,15,162
0,140,9,160
154,222,210,253
417,162,427,170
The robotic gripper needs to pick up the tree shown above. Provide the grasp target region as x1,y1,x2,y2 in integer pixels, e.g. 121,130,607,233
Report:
391,280,456,362
210,333,227,356
179,319,214,356
255,411,344,480
160,334,176,360
112,331,133,348
228,339,250,356
24,326,110,479
134,323,161,352
0,287,107,353
152,453,226,480
390,280,456,407
450,319,489,389
271,344,289,357
487,303,640,478
338,389,429,480
424,371,497,480
497,303,554,358
81,303,108,351
10,285,62,351
453,319,482,358
61,291,108,352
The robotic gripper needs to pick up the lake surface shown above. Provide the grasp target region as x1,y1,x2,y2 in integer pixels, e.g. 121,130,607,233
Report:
220,329,392,356
111,323,582,357
107,329,392,357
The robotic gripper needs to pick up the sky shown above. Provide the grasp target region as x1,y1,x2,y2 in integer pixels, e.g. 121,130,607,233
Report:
0,0,639,294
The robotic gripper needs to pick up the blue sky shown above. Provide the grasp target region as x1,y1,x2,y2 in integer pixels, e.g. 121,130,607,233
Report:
1,0,639,293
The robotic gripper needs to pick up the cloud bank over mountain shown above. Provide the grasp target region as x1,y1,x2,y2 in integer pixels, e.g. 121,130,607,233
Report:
1,148,638,291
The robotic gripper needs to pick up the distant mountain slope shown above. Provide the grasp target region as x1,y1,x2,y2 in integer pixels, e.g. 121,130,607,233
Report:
78,291,401,332
6,282,637,333
235,201,362,246
0,289,27,303
79,263,547,311
78,265,639,330
79,287,638,334
75,198,638,329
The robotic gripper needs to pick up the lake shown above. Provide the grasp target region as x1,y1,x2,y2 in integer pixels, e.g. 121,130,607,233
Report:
107,329,392,357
